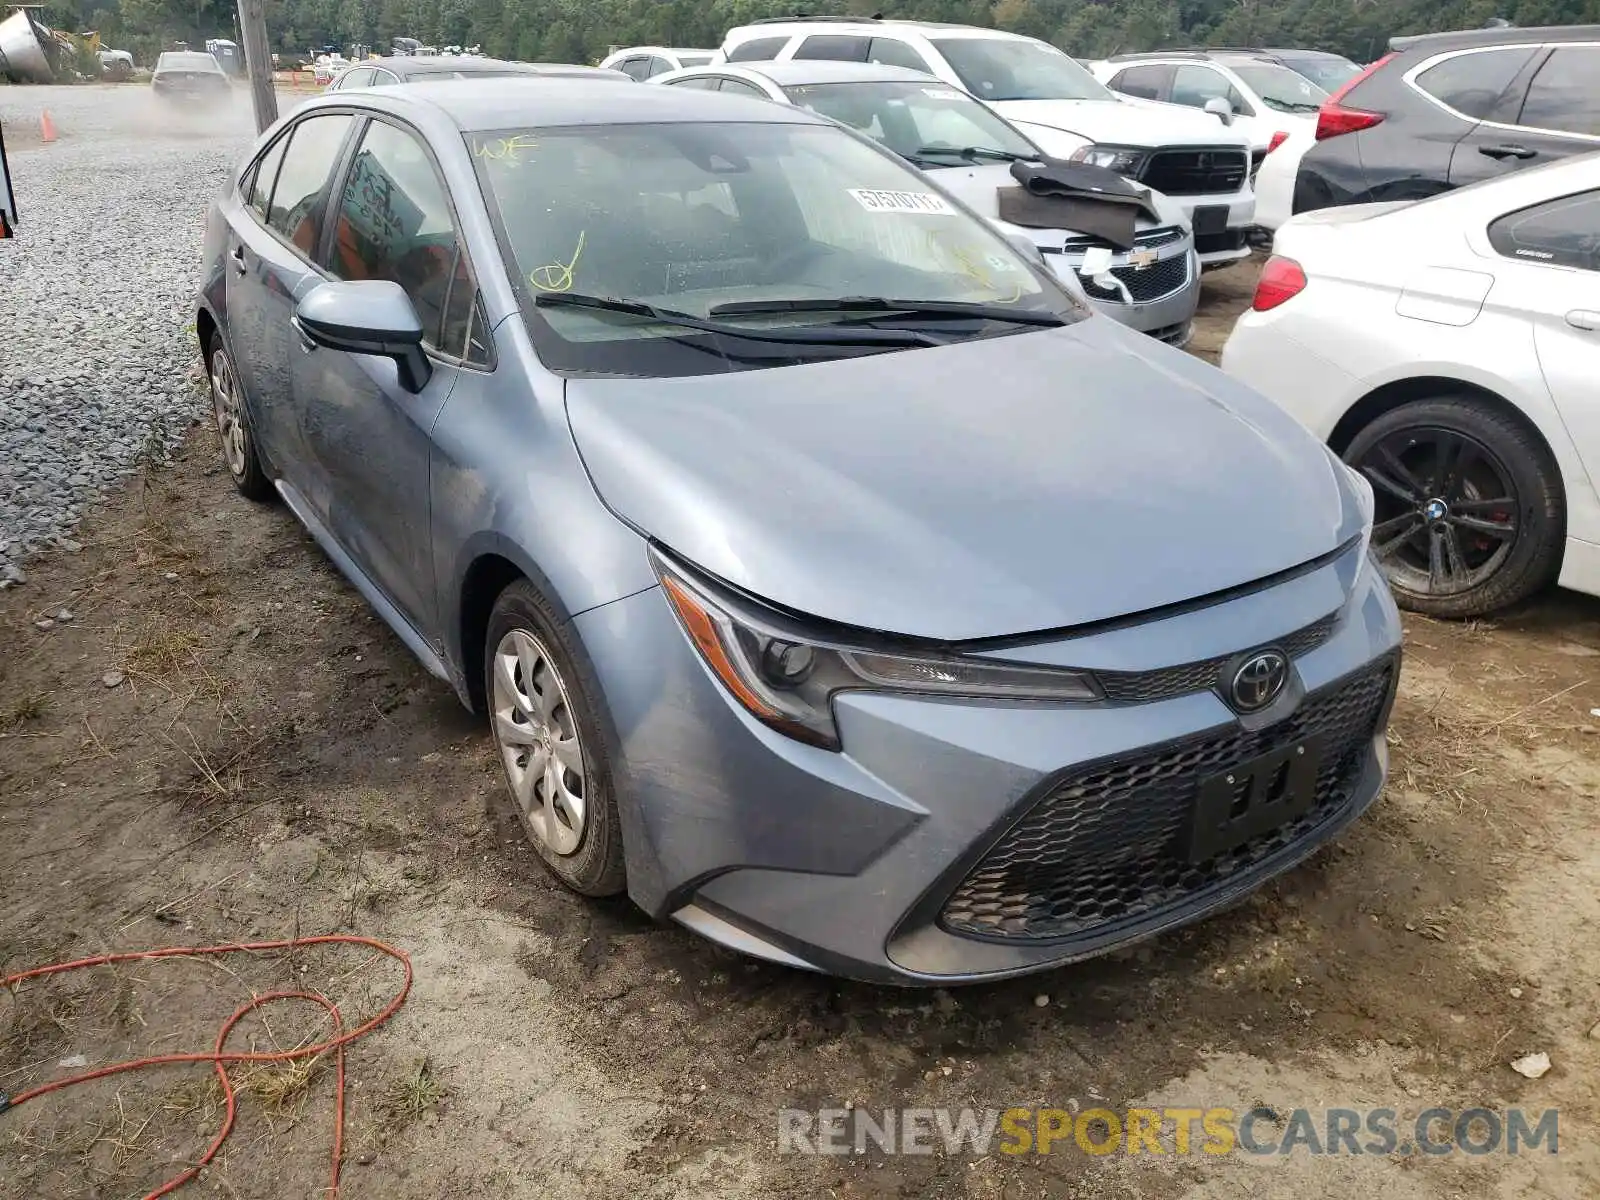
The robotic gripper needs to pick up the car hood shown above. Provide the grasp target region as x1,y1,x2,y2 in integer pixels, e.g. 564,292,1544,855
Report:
564,322,1363,641
990,97,1250,150
932,161,1188,233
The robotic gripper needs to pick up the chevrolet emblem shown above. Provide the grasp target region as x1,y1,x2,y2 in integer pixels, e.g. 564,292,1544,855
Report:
1128,248,1158,270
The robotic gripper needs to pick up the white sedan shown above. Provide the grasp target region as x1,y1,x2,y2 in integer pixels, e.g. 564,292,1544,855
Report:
1222,153,1600,617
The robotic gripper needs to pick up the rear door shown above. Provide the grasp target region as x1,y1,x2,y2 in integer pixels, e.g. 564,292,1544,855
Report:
1456,43,1600,185
1486,188,1600,496
224,113,358,481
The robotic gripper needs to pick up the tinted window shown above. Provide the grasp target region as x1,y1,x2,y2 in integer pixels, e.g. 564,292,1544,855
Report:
725,36,788,63
619,57,652,81
932,37,1112,102
717,78,771,99
869,38,933,74
1108,64,1170,100
794,35,869,62
267,114,354,255
1519,47,1600,136
371,69,400,85
1171,64,1231,108
646,56,674,78
1415,47,1536,120
337,67,375,89
247,131,290,222
1489,190,1600,270
328,120,483,360
666,75,720,90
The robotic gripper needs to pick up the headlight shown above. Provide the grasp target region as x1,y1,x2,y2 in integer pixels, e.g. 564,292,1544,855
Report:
1068,145,1146,174
654,552,1100,750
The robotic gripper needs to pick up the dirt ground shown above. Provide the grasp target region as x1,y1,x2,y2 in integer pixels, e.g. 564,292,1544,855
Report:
3,119,1600,1195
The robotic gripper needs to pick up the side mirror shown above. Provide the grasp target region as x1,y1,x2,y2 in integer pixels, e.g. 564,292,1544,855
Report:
292,280,432,393
1203,96,1235,125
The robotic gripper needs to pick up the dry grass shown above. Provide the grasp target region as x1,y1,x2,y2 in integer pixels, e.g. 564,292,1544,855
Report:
240,1054,324,1116
376,1056,446,1132
1,691,49,729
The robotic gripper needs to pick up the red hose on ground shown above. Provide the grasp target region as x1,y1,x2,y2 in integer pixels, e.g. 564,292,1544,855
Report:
0,935,413,1199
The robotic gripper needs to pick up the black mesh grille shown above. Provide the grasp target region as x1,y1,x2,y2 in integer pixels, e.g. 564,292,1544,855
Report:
1138,149,1248,195
1098,613,1337,705
939,658,1394,942
1078,252,1190,304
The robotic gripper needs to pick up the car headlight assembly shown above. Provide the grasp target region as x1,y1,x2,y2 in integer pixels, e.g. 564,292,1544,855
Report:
654,553,1101,750
1068,145,1146,174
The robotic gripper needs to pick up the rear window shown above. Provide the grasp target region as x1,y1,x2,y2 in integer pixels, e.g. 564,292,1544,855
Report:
157,52,221,72
726,36,788,63
1489,189,1600,271
1413,47,1536,120
678,53,713,67
794,35,869,62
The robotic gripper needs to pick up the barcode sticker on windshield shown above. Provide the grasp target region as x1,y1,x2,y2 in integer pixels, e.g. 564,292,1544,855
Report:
848,189,956,216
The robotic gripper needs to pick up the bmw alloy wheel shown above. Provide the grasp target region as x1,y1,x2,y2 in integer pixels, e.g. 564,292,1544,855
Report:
491,628,588,856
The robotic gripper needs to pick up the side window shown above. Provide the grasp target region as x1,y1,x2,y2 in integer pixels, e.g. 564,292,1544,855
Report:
329,119,486,362
1518,47,1600,137
1171,64,1230,108
868,38,932,74
725,36,789,63
246,131,290,221
1489,190,1600,271
1108,63,1172,100
337,67,375,89
665,75,720,89
371,69,400,85
267,114,355,256
793,35,869,62
1414,47,1537,120
717,78,771,99
646,56,674,78
619,57,653,81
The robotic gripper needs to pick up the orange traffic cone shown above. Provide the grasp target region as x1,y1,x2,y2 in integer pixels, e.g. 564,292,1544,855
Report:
40,109,57,143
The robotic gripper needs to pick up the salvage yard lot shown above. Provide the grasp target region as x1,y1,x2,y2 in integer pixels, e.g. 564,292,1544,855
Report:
3,85,1600,1199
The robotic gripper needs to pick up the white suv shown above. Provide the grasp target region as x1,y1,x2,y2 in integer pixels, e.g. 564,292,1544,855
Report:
716,18,1257,264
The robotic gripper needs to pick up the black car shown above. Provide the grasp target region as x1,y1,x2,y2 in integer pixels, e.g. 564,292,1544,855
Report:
324,55,628,90
1295,24,1600,214
150,50,231,101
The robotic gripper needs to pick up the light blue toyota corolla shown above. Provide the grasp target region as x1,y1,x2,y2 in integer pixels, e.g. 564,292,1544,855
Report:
197,78,1401,983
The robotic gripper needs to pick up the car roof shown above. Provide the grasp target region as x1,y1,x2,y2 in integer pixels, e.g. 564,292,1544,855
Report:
325,76,828,131
732,19,1029,40
367,56,612,79
705,60,948,87
1390,23,1600,54
156,51,219,67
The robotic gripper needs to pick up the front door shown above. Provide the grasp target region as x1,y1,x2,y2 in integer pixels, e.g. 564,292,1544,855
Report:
295,115,490,640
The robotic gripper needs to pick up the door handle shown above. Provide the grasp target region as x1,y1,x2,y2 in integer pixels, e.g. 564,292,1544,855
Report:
1479,143,1537,160
1566,309,1600,332
229,244,247,275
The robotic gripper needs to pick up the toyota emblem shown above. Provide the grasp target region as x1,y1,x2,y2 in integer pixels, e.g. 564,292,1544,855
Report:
1229,650,1289,712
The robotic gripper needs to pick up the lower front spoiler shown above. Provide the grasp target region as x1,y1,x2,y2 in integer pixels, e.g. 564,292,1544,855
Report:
673,726,1390,986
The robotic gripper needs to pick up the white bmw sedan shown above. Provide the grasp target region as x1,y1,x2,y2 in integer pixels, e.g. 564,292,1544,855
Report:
1223,153,1600,618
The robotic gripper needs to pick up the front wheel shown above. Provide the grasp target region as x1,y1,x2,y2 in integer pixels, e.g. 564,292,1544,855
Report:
485,580,626,896
1344,397,1564,618
206,332,274,502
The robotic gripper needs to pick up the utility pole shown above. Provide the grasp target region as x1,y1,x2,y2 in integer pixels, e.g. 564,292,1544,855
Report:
238,0,278,134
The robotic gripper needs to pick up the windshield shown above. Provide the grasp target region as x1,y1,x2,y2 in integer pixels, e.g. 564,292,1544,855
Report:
782,80,1038,166
931,38,1113,103
1280,55,1361,93
471,121,1079,375
1229,62,1328,114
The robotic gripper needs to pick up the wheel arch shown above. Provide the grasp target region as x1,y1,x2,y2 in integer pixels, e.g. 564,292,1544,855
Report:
457,550,529,714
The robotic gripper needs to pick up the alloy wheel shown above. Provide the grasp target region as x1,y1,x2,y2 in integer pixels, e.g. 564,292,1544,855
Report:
490,628,588,857
1352,426,1520,597
210,347,248,479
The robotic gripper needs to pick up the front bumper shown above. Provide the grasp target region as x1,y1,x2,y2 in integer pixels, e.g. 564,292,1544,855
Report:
1170,193,1256,265
576,544,1401,984
1041,232,1199,345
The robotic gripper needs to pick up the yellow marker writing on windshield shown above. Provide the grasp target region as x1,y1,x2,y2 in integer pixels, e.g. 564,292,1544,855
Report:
473,134,540,165
529,230,585,293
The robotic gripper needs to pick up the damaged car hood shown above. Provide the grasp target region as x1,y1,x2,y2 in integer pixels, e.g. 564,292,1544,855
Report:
564,322,1363,641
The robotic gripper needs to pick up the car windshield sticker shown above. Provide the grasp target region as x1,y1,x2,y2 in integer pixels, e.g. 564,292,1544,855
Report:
848,189,955,216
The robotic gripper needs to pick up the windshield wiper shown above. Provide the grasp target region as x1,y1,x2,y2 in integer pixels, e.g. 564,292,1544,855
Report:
710,296,1068,327
911,145,1034,164
533,292,938,345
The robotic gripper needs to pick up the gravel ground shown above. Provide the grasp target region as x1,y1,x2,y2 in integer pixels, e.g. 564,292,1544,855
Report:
0,86,262,586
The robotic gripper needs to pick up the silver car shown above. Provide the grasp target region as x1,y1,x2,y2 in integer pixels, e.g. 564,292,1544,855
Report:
652,60,1201,345
197,78,1399,983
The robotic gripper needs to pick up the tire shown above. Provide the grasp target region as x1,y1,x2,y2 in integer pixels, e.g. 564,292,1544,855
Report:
1344,396,1564,618
205,331,274,502
484,580,626,897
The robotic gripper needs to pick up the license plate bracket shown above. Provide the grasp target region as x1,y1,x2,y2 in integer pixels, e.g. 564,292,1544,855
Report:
1188,735,1325,863
1191,204,1229,236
